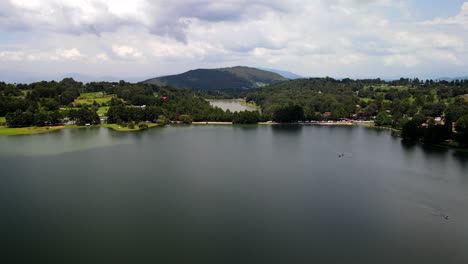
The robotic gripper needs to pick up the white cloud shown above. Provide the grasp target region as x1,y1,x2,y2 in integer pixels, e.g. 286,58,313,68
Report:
95,53,110,61
384,54,420,67
423,2,468,27
112,45,142,59
55,48,84,60
0,0,467,80
0,51,24,61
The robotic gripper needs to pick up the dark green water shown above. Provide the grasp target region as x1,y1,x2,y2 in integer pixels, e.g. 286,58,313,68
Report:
0,125,467,264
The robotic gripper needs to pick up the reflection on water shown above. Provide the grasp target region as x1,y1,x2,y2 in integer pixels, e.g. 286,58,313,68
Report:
271,124,303,134
0,127,135,156
0,125,467,264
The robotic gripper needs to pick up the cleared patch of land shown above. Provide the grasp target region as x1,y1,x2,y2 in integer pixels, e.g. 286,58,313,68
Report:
241,101,261,110
0,126,65,136
97,106,110,115
73,92,115,106
364,85,409,91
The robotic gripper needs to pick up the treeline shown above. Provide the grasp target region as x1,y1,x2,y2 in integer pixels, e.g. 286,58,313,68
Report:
5,108,100,127
106,104,262,125
246,77,468,145
0,78,265,127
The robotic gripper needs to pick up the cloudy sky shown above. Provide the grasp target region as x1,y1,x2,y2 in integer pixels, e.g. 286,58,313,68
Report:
0,0,467,82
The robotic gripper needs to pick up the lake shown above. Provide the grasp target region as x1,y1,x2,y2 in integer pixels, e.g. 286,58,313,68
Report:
208,99,259,112
0,125,467,263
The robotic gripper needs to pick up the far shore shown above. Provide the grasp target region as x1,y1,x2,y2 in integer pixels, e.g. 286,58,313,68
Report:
193,121,375,126
1,120,376,136
0,123,160,136
1,122,466,152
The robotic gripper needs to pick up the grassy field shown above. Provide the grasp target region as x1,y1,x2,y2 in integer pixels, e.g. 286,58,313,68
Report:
0,126,65,136
241,100,261,110
73,92,115,106
97,106,110,115
364,85,409,91
0,116,5,123
359,97,392,104
0,123,161,136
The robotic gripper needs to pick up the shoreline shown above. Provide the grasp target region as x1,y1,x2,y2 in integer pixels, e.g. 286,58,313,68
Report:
1,122,466,152
0,121,385,136
0,123,161,136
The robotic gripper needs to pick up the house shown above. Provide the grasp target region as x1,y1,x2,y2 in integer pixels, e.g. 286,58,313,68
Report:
100,116,108,124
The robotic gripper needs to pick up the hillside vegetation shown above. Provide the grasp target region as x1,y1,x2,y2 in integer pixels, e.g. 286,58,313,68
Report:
246,77,468,145
142,66,287,92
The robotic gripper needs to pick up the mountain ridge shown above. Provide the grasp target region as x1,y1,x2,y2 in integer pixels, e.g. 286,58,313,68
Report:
142,66,288,91
258,68,304,79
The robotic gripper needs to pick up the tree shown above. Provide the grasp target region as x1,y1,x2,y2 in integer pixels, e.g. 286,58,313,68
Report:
272,105,304,123
6,110,34,127
374,111,392,127
138,122,148,130
401,120,423,140
455,114,468,144
232,111,260,124
155,115,170,125
455,114,468,133
178,114,193,124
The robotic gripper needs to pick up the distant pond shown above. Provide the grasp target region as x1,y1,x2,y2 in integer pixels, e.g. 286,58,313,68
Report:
208,99,259,112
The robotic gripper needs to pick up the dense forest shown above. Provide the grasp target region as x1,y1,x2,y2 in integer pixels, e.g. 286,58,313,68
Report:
0,78,262,128
1,76,468,147
245,77,468,146
142,66,287,92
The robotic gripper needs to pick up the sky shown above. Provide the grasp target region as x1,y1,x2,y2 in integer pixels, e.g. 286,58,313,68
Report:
0,0,468,82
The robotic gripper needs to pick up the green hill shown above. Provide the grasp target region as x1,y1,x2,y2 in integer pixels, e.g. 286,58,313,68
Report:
142,66,288,91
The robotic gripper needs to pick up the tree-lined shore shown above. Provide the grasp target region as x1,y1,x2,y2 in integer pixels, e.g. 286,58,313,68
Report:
1,77,467,150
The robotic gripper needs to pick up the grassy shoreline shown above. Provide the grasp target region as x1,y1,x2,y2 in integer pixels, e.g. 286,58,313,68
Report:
241,101,261,110
0,123,161,136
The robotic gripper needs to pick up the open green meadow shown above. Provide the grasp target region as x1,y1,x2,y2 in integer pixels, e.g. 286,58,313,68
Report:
0,126,65,136
73,92,115,106
97,107,110,115
0,124,161,136
0,116,5,123
364,85,410,91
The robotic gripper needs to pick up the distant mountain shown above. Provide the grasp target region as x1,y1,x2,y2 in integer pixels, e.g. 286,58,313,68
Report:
142,66,288,91
258,68,304,79
0,70,150,84
438,76,468,81
57,73,150,83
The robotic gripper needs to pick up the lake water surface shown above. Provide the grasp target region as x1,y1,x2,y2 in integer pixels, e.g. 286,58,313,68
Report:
208,99,259,112
0,125,467,263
